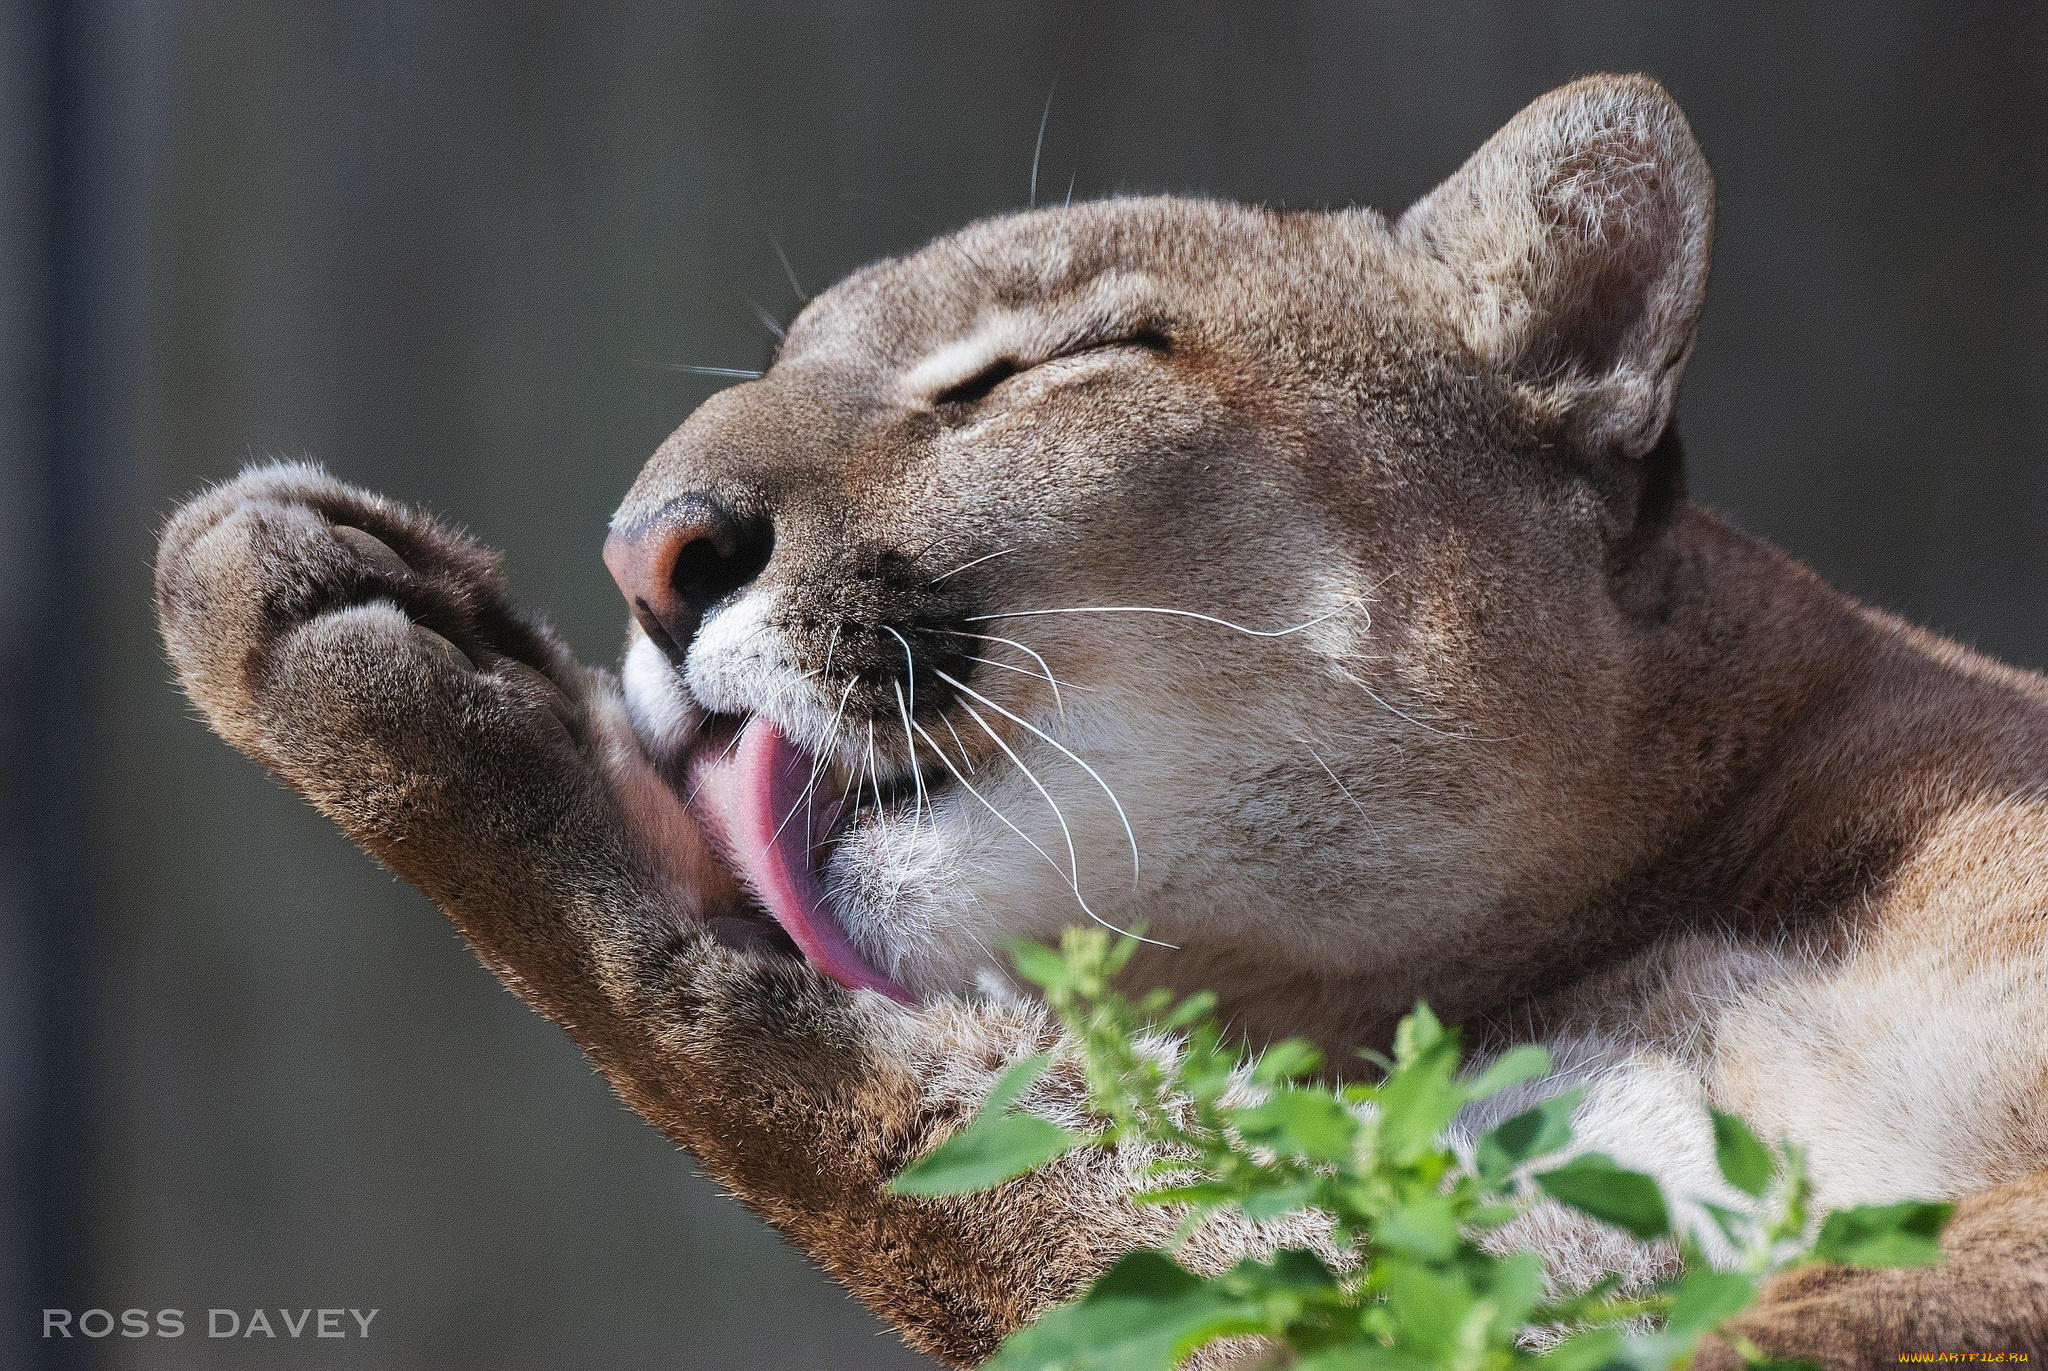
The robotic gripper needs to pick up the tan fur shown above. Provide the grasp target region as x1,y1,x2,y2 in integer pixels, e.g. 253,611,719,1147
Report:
155,75,2047,1366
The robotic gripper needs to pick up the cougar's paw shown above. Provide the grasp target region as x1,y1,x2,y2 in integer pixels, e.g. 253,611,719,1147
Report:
154,463,613,871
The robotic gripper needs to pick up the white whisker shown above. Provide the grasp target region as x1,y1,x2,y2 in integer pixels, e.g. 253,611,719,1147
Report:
835,738,862,821
957,699,1078,887
634,361,765,380
926,547,1015,585
960,653,1095,697
892,679,927,832
928,628,1070,718
745,298,786,340
789,677,860,854
966,597,1368,639
942,713,976,774
1029,80,1056,208
770,235,807,302
1330,664,1515,743
936,669,1140,891
947,706,1166,947
1301,741,1382,844
909,718,1062,892
884,626,929,827
820,623,841,682
767,739,833,855
866,722,884,813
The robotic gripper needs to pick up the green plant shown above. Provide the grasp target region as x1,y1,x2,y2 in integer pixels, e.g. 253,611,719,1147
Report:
890,928,1952,1371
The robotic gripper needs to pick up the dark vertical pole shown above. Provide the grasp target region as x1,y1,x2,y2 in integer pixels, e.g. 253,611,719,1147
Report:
2,0,157,1363
0,0,81,1366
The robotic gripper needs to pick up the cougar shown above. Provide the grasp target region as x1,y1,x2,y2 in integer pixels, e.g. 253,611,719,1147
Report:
154,74,2048,1366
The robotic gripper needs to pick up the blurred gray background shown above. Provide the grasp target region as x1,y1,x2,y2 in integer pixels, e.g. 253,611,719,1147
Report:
4,1,2045,1366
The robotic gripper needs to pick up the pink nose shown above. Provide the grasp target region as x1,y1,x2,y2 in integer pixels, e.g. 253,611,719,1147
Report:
603,493,772,659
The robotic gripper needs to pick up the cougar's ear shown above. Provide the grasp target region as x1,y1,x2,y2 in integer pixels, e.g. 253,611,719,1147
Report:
1397,74,1714,458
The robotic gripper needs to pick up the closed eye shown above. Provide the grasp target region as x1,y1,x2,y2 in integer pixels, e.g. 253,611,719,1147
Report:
933,358,1022,406
931,328,1170,409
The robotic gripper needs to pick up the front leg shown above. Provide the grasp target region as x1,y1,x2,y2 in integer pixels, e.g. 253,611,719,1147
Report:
153,465,1178,1364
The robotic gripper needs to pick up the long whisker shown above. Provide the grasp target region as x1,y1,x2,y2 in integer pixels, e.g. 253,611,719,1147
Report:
633,361,765,380
866,722,884,813
772,677,859,855
770,235,807,302
820,623,841,682
926,628,1070,718
892,679,927,832
959,653,1095,698
942,713,976,774
965,597,1368,639
768,742,833,854
1029,80,1056,208
1301,741,1382,844
956,699,1078,887
1330,664,1516,743
884,626,928,825
810,676,859,847
926,547,1015,586
743,297,786,341
944,707,1166,947
835,739,862,822
907,715,1117,956
935,669,1140,890
908,718,1063,895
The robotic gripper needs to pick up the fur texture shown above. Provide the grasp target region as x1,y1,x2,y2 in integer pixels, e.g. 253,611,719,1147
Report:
156,75,2047,1366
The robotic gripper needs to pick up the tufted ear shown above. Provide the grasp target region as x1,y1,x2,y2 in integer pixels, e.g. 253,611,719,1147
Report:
1397,74,1714,458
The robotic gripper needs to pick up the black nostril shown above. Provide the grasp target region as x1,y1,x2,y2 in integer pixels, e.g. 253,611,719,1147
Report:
670,501,773,619
603,491,774,663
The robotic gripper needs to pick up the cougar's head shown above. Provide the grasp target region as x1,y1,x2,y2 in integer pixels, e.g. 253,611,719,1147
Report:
605,75,1714,1030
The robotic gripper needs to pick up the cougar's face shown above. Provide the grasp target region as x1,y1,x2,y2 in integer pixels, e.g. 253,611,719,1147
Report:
604,196,1645,1014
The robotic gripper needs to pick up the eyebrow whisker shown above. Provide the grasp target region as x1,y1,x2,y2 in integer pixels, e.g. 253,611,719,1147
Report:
633,360,766,380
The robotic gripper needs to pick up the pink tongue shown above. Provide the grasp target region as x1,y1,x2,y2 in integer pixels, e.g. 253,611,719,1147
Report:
689,716,911,1002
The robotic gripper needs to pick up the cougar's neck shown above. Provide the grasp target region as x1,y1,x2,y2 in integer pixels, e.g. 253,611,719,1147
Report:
1581,497,2048,961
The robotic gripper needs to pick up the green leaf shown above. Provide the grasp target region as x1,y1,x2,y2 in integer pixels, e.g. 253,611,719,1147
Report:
1382,1262,1476,1357
1252,1037,1324,1085
985,1251,1265,1371
1235,1247,1342,1296
1374,1194,1461,1261
1132,1181,1238,1209
1663,1267,1758,1334
1462,1044,1554,1102
1697,1200,1751,1248
1373,1033,1464,1165
1161,990,1218,1029
889,1111,1082,1196
1535,1154,1671,1241
1007,940,1074,993
889,1056,1085,1196
1293,1345,1435,1371
1085,925,1145,978
1474,1089,1582,1187
985,1054,1055,1114
1538,1328,1624,1371
1709,1109,1776,1199
1811,1201,1953,1268
1235,1088,1360,1165
1240,1180,1319,1221
1477,1251,1547,1339
1392,1003,1447,1066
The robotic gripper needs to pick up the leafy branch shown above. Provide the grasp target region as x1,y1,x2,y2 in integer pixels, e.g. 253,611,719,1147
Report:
890,928,1952,1371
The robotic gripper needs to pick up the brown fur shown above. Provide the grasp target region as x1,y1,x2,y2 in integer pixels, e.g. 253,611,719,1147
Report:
156,75,2047,1366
